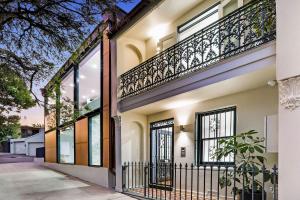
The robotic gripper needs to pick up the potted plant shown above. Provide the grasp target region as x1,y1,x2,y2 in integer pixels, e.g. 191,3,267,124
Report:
212,130,275,200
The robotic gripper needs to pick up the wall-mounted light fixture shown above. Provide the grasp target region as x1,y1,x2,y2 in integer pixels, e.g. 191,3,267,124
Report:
180,125,185,132
267,80,277,87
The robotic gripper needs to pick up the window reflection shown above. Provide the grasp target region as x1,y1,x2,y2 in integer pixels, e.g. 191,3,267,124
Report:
89,114,101,166
59,126,74,164
45,90,56,131
60,70,74,125
79,44,101,115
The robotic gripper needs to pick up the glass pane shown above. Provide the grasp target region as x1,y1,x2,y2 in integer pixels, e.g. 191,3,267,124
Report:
59,126,74,164
60,70,74,125
203,139,217,163
89,114,101,166
45,90,56,131
203,115,210,138
219,112,226,137
79,45,101,115
225,111,234,136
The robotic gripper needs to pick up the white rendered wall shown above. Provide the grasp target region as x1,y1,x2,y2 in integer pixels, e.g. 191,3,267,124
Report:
147,86,278,168
121,112,147,163
276,0,300,199
44,162,110,187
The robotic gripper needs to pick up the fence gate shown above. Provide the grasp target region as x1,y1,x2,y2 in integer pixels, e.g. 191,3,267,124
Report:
150,119,174,189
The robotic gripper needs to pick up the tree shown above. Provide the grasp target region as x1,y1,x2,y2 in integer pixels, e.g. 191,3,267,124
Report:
0,115,21,142
32,123,44,128
0,0,129,128
0,66,34,141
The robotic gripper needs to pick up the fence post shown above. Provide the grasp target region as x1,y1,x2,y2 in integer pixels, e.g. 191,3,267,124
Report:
122,165,126,192
272,165,278,200
144,164,148,197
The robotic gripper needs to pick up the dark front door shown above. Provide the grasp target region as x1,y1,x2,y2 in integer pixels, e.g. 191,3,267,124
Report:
150,119,174,189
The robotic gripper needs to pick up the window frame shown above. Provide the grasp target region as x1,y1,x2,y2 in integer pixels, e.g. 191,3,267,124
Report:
78,44,102,115
44,40,103,165
58,124,75,165
88,111,103,167
59,67,76,126
44,87,58,133
177,2,220,40
195,106,236,165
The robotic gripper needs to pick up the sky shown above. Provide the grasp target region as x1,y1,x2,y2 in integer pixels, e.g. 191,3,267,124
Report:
19,0,141,126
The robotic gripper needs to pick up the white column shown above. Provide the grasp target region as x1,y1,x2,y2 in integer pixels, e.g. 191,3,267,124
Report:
276,0,300,199
277,77,300,199
113,116,123,192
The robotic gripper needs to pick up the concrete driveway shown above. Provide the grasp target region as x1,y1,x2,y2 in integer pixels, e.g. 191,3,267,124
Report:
0,162,134,200
0,153,34,163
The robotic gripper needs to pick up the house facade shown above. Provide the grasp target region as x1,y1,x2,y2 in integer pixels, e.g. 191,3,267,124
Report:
43,14,120,186
10,131,44,156
44,0,300,199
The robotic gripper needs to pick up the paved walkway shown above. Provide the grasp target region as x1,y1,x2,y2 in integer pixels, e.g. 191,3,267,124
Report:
0,162,135,200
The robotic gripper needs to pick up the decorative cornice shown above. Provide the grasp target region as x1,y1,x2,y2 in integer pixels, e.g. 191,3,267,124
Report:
112,115,121,125
279,76,300,110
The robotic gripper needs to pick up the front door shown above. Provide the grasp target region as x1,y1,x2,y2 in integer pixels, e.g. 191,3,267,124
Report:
150,118,174,189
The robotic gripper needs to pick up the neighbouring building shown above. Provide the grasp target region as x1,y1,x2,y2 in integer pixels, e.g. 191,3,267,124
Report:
44,0,300,199
20,125,42,137
43,10,126,187
10,130,44,156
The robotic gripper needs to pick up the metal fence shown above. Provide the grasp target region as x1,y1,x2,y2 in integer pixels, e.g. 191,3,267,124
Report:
122,162,278,200
119,0,276,99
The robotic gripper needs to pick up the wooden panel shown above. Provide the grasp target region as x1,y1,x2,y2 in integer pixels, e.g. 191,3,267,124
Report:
75,118,88,165
45,130,57,163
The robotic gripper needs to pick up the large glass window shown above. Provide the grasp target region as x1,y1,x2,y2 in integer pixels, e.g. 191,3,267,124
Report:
79,44,101,115
59,126,74,164
178,4,219,41
89,114,101,166
196,107,236,164
60,70,74,125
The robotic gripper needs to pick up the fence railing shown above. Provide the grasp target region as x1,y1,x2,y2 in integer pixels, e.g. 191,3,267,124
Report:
119,0,276,99
122,162,278,200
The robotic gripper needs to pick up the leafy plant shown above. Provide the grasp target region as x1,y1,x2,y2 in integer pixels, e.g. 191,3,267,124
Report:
213,130,274,194
252,0,276,39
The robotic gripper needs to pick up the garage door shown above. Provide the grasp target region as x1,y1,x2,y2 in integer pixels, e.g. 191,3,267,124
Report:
14,142,26,154
28,143,44,156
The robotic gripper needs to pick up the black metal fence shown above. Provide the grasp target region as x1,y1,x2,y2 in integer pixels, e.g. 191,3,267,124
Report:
119,0,276,99
122,162,278,200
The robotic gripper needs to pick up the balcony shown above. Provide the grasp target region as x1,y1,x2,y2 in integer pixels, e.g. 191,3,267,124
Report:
119,0,276,100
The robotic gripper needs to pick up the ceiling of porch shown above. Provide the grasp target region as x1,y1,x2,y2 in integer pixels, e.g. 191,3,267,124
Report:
122,0,205,40
130,65,276,115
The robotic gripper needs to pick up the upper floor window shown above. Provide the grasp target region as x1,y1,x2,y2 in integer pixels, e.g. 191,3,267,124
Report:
78,44,101,115
60,69,74,125
196,107,236,164
178,3,219,41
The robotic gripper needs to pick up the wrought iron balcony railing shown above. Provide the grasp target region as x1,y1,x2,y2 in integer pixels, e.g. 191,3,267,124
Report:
119,0,276,99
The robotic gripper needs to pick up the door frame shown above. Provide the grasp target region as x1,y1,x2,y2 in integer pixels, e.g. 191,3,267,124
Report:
149,118,174,190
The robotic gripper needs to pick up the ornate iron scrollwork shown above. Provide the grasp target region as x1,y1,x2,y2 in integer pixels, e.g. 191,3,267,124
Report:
120,0,276,99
